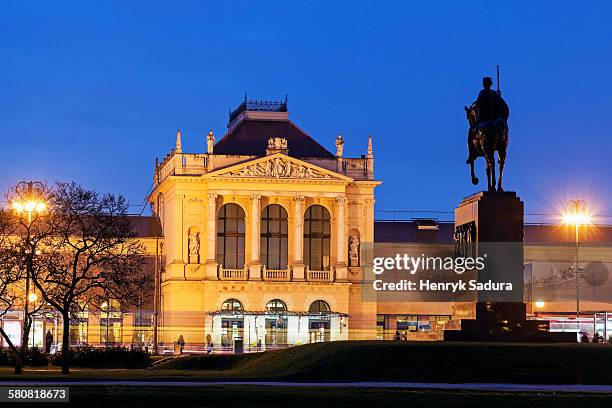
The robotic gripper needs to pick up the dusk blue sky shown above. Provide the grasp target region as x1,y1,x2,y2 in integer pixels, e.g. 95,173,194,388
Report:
2,1,612,220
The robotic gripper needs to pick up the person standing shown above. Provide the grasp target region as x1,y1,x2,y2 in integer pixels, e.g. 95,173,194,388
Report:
176,335,186,354
45,330,53,354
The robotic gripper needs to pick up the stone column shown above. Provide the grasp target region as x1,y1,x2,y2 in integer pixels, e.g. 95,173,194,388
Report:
292,196,305,281
249,195,262,280
335,197,348,281
205,193,218,280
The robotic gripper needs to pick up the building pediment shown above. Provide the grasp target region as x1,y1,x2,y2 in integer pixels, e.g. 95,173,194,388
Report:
205,153,352,182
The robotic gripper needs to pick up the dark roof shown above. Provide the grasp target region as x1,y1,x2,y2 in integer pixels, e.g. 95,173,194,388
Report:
374,221,612,245
214,119,335,158
128,216,162,237
375,221,455,244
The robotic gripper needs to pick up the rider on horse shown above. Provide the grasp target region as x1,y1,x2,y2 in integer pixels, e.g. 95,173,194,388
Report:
477,76,509,122
466,77,509,163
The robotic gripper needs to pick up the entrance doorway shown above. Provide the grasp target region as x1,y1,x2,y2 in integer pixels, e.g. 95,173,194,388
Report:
265,299,288,347
308,300,332,343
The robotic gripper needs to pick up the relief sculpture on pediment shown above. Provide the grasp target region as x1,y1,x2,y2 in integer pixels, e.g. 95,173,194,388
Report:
222,157,332,179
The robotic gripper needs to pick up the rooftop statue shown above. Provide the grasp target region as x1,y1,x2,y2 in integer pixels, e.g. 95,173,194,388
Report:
465,74,509,192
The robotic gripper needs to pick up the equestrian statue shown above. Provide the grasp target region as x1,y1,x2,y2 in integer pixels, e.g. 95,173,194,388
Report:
465,70,509,192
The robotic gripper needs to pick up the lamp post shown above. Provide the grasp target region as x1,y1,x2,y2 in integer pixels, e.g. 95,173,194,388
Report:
10,181,47,355
562,200,591,322
101,301,109,347
28,292,38,347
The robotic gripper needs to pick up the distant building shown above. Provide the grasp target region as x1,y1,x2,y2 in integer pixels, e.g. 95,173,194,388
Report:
375,219,612,341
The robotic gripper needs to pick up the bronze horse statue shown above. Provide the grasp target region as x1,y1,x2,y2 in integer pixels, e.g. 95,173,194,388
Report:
465,102,508,192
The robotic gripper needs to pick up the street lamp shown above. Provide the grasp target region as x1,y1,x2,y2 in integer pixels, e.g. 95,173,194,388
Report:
11,181,47,224
28,292,39,347
562,200,591,321
101,301,109,347
10,180,47,352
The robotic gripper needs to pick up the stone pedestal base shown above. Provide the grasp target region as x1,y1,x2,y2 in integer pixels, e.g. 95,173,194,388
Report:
248,263,262,280
292,263,305,281
445,191,576,343
205,261,218,280
445,301,576,342
335,265,348,282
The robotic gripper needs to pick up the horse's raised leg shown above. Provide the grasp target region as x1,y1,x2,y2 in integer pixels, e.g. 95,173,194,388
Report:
470,159,479,185
497,150,506,192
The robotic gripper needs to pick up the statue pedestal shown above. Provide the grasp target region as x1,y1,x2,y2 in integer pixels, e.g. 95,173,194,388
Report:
444,191,575,343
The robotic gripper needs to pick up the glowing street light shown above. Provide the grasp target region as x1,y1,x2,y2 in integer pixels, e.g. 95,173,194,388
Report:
11,181,47,225
28,292,38,303
562,199,591,321
534,300,545,309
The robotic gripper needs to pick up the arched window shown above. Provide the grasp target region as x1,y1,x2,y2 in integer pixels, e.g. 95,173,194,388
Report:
221,299,244,312
216,204,245,269
309,300,331,313
304,205,331,271
260,204,288,270
266,299,287,313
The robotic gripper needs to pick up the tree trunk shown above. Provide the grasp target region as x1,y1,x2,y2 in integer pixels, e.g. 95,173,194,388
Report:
13,354,22,375
15,316,32,375
61,312,70,375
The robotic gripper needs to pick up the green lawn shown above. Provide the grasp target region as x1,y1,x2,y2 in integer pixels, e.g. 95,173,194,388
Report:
18,386,612,408
2,341,612,384
155,341,612,384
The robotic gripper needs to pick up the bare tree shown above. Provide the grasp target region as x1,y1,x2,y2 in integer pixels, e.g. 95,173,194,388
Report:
0,208,22,369
32,182,147,374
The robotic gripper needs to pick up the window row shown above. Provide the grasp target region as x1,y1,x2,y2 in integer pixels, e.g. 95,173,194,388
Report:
216,204,331,270
221,298,331,314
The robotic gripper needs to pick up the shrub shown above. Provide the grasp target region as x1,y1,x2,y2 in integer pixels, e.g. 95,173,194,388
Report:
0,347,49,367
27,347,49,366
0,348,13,366
49,346,150,368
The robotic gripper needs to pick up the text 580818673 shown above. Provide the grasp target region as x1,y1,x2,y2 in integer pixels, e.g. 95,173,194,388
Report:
1,387,69,402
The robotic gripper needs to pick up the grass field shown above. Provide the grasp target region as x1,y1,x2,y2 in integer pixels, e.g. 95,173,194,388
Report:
3,342,612,407
2,341,612,384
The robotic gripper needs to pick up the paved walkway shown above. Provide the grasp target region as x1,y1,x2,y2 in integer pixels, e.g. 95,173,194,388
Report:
0,381,611,393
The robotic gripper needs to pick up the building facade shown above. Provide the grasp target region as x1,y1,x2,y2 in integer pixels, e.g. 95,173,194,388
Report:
149,99,380,350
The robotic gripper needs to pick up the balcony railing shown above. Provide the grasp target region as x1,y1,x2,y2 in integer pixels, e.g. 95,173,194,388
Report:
219,265,248,281
306,268,333,282
263,266,290,281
